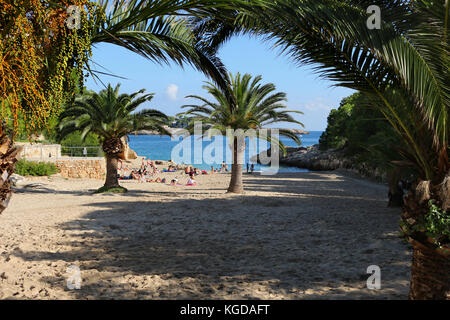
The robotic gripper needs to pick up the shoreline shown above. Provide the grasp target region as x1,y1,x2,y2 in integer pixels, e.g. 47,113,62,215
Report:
132,128,311,135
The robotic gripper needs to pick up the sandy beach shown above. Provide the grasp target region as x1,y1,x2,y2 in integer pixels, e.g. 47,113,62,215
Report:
0,168,412,299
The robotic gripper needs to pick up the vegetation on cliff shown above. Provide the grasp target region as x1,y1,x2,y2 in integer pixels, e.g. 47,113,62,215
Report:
319,93,404,171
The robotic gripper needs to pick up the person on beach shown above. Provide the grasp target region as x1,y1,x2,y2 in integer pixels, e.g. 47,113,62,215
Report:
170,177,179,186
246,163,249,173
251,164,255,174
186,172,197,186
131,170,140,180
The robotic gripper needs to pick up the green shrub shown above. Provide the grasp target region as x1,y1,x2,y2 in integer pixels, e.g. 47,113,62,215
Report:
15,160,59,176
423,200,450,246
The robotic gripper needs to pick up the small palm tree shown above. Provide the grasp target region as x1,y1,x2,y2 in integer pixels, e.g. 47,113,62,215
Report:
59,83,169,192
179,72,304,193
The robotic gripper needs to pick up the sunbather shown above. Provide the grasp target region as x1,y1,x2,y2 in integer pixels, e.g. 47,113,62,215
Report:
186,172,197,186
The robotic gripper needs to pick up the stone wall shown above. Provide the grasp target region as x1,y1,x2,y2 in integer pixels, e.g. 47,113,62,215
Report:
54,157,106,179
17,143,61,160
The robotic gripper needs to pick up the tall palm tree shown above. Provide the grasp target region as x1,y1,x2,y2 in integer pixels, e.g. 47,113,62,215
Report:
195,0,449,299
179,72,304,193
59,84,169,191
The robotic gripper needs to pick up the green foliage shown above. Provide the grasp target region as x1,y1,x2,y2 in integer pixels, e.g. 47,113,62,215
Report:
60,131,99,147
58,83,169,151
15,160,58,177
89,0,231,92
164,116,190,128
179,72,304,155
424,200,450,245
319,92,402,169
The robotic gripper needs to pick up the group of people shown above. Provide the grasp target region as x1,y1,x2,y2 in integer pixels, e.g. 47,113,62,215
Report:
209,162,255,174
117,157,159,182
184,166,208,176
117,155,257,185
117,156,199,186
170,172,198,186
209,161,229,174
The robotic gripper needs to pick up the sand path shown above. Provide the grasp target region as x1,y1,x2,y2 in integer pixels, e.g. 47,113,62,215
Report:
0,171,411,299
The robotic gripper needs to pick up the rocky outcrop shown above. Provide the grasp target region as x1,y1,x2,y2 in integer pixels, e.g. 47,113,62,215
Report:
132,126,186,136
253,144,387,182
118,137,138,161
279,145,350,170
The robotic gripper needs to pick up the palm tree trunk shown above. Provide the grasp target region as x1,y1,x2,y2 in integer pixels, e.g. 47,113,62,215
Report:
409,239,450,300
104,154,120,188
388,167,404,207
403,179,450,300
227,136,245,193
0,124,20,215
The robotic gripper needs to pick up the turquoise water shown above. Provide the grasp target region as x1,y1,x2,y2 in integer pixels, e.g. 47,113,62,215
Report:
128,131,323,173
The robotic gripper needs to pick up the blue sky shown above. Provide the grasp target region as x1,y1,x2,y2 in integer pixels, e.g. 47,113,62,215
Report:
85,35,354,131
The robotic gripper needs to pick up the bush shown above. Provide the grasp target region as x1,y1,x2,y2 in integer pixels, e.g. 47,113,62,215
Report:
15,160,59,176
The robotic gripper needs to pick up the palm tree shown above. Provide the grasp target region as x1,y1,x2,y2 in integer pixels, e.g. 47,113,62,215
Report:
179,72,304,193
195,0,449,299
88,0,245,91
59,84,169,191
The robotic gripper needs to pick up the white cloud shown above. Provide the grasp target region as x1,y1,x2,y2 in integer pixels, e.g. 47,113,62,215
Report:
303,97,333,112
166,84,179,101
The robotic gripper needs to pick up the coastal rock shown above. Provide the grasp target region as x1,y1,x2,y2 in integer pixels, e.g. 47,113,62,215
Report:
132,126,186,136
280,145,350,171
119,138,138,161
253,144,387,182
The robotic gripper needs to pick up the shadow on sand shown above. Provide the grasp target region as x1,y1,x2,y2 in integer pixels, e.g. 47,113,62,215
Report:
12,172,412,299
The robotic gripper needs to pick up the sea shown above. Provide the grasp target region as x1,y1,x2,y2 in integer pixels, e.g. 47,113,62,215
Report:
128,131,323,173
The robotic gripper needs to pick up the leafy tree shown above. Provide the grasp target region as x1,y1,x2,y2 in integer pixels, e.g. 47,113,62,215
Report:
0,0,97,214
